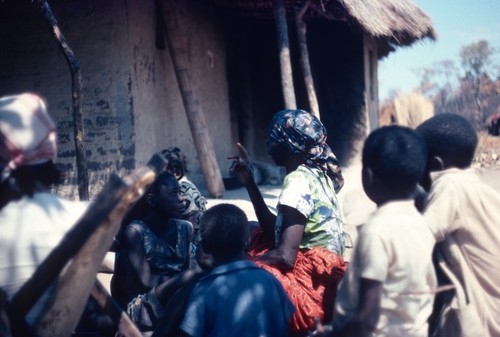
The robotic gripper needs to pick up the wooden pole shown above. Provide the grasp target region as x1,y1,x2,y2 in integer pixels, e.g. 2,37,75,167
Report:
35,159,163,337
162,0,225,197
272,0,296,109
37,0,89,200
295,0,320,119
90,280,143,337
9,154,165,336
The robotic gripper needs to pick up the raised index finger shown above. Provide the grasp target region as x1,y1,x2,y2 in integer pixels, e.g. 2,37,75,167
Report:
236,142,251,163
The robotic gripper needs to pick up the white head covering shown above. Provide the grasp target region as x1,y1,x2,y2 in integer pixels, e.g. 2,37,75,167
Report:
0,93,57,182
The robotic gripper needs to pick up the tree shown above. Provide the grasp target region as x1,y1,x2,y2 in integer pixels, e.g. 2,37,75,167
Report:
460,40,495,127
415,60,458,98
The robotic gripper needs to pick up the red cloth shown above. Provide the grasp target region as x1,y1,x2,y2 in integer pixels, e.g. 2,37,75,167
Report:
248,229,347,335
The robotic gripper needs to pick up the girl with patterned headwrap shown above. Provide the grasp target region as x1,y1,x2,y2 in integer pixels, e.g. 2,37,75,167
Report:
229,109,348,336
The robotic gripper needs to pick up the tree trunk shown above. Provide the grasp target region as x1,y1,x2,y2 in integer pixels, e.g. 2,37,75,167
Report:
273,0,296,109
162,1,225,197
37,0,89,200
295,0,320,118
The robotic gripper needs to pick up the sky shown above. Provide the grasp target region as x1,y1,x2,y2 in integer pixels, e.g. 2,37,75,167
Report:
378,0,500,101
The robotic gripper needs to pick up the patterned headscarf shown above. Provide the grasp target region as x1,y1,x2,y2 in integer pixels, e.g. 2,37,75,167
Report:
269,109,344,193
0,93,57,182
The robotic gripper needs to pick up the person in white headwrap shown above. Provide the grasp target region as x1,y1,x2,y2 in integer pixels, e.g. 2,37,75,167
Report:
0,93,88,326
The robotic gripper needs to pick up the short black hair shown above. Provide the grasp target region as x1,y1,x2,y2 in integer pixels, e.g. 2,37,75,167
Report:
416,113,478,168
200,203,249,260
362,125,427,190
161,147,187,177
121,171,177,225
0,161,61,210
150,171,177,195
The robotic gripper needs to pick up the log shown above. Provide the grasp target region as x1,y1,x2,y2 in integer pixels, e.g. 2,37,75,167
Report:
295,1,320,119
9,154,165,337
162,1,225,198
90,280,142,337
37,0,89,200
273,0,296,109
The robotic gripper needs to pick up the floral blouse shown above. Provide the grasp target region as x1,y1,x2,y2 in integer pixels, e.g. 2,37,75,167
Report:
276,164,345,256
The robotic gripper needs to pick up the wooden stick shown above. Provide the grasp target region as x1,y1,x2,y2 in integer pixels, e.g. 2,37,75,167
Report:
10,175,129,317
295,0,320,118
90,280,142,337
36,164,161,337
162,1,225,198
9,154,165,336
273,0,296,109
37,0,89,200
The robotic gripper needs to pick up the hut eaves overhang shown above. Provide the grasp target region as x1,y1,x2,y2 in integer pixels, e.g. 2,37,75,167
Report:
210,0,437,57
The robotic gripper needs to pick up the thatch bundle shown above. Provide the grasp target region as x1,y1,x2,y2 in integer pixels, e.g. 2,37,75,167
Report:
393,91,434,129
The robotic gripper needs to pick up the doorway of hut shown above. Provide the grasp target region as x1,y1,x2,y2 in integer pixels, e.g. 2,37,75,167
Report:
221,15,369,171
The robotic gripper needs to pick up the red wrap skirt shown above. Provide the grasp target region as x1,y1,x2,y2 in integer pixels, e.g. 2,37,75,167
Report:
247,229,348,335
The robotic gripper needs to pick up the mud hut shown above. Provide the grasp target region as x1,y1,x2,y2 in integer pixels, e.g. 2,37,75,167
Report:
0,0,435,198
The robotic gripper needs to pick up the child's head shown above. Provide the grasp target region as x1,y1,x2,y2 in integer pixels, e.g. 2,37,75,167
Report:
199,203,249,265
416,113,478,170
146,171,184,218
362,125,427,205
160,147,187,180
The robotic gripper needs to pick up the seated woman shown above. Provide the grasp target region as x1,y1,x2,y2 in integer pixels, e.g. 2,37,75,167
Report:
230,109,348,336
111,171,193,312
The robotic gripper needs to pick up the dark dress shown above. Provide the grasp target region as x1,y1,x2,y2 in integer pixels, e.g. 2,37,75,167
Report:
111,218,192,308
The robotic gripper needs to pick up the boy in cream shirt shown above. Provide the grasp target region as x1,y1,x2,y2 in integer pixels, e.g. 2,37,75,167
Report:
417,113,500,337
331,125,436,337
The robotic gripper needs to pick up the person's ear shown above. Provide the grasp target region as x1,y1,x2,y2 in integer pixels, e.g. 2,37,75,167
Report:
428,156,444,172
145,193,155,207
174,170,183,180
361,166,373,190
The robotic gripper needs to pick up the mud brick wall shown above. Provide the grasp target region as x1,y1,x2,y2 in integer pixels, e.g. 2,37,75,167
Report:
0,0,232,199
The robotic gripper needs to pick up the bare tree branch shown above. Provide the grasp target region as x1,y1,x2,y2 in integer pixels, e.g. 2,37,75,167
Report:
37,0,89,200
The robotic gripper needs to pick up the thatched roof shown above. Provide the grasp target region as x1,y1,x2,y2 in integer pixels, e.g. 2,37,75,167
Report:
211,0,436,50
338,0,436,45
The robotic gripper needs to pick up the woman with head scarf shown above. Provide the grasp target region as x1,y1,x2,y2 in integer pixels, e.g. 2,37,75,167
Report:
229,109,348,336
0,93,89,326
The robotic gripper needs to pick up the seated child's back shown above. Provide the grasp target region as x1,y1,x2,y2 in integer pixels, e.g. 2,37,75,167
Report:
179,204,295,337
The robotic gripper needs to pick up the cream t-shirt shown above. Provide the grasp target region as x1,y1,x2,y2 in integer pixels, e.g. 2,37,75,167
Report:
425,168,500,336
0,192,88,325
334,200,436,337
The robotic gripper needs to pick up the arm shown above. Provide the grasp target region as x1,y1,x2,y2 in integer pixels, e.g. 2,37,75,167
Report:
229,143,276,235
256,205,305,271
335,278,382,337
122,225,168,290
